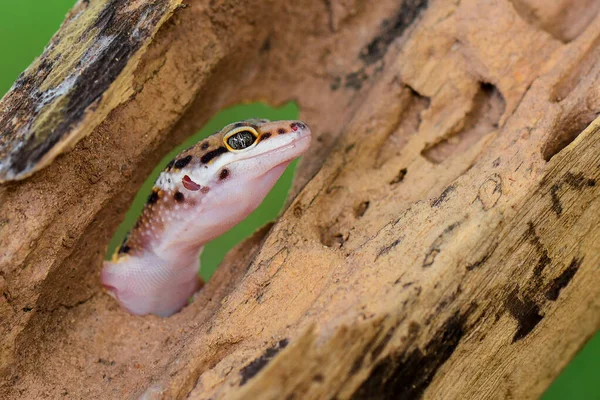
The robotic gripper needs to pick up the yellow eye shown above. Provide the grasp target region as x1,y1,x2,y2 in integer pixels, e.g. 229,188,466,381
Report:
223,127,259,152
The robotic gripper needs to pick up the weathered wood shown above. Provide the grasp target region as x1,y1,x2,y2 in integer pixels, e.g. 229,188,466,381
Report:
0,0,598,398
0,0,181,182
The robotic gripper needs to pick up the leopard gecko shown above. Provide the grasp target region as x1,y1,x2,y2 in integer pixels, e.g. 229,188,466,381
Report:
101,119,312,316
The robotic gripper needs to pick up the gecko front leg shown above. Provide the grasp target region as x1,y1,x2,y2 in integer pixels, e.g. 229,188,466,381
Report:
102,250,202,317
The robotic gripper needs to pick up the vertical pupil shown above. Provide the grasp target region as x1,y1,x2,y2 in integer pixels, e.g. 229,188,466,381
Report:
228,131,256,149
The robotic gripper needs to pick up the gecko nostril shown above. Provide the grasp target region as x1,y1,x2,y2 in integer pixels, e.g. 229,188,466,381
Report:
290,122,306,132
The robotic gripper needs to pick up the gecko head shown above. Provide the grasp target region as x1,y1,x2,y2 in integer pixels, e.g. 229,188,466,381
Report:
101,120,311,316
147,119,311,242
204,118,312,183
157,119,312,204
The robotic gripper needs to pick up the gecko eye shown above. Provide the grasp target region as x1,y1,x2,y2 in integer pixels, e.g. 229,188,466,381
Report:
227,131,255,149
224,127,258,152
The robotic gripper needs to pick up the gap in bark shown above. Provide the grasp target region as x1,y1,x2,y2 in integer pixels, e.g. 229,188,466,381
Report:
106,102,299,281
542,110,597,162
421,82,505,164
376,87,430,168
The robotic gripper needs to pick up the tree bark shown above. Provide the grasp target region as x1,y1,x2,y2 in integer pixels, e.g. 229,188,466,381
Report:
1,0,599,399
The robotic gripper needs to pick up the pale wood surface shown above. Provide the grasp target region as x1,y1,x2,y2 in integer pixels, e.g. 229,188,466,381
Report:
0,0,598,398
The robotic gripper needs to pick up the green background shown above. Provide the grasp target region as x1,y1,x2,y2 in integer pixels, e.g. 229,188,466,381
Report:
0,1,597,398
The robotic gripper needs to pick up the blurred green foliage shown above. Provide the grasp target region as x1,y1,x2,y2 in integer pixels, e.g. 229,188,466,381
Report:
0,1,597,398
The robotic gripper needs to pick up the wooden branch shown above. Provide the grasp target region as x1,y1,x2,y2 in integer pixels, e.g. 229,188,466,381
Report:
0,0,181,182
1,0,598,398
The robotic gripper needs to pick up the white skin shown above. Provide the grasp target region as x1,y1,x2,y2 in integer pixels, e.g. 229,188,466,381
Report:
102,120,312,316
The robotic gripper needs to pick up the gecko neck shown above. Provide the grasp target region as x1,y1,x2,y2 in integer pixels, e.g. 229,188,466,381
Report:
153,161,290,263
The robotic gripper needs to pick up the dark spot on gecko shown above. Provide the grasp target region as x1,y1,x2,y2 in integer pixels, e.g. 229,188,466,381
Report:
201,186,210,194
118,243,131,254
545,257,582,301
201,146,228,164
147,190,159,204
233,122,246,128
200,142,209,150
277,128,286,134
174,155,192,169
174,191,184,202
239,339,289,385
166,159,175,169
259,132,272,142
219,169,229,180
505,288,543,342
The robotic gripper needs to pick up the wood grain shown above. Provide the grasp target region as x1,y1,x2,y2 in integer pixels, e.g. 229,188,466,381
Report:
0,0,598,398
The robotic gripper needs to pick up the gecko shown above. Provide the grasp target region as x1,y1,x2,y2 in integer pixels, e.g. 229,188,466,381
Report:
101,119,312,317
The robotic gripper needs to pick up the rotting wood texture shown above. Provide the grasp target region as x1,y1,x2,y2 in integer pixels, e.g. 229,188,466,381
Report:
0,0,181,182
0,0,599,399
